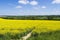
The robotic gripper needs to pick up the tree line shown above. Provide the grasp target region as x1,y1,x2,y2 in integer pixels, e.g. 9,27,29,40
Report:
0,15,60,20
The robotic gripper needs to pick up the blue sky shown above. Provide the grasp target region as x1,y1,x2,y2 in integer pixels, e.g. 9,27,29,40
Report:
0,0,60,15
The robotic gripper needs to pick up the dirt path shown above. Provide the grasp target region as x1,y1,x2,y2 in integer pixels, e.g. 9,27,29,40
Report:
20,27,35,40
20,32,32,40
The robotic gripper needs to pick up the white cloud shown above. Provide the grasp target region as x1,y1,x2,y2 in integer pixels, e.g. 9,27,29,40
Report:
18,0,29,4
30,1,38,6
52,0,60,4
16,6,22,9
18,0,38,6
41,6,46,9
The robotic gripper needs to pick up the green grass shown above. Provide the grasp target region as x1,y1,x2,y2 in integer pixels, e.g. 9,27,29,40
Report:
0,30,60,40
28,30,60,40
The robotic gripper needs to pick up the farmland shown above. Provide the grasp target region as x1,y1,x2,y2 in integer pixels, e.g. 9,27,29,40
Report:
0,18,60,40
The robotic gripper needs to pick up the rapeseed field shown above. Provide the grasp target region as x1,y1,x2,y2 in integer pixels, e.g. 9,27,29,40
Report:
0,18,60,40
0,18,60,34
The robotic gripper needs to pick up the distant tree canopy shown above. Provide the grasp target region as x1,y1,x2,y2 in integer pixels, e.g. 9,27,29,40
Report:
0,15,60,20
